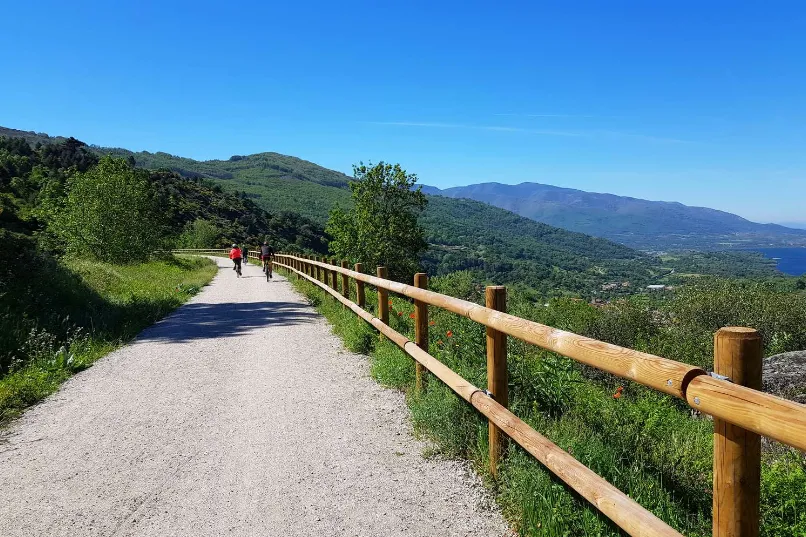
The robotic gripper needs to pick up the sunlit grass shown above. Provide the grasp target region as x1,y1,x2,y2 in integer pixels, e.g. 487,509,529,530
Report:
0,255,216,423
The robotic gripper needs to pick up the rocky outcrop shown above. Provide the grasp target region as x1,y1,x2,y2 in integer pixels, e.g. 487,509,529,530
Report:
764,351,806,404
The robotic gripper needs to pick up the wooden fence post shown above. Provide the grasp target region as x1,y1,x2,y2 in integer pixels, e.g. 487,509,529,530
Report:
713,327,762,537
414,273,428,392
486,285,508,478
341,261,350,302
330,258,338,293
315,257,322,282
354,263,365,308
377,266,389,336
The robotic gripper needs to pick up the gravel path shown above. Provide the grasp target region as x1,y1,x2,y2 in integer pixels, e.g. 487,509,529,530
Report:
0,257,508,536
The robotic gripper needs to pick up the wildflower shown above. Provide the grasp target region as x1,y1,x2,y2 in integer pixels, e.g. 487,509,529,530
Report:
613,386,624,399
409,313,415,319
446,330,453,338
429,321,435,326
397,311,402,316
388,300,393,306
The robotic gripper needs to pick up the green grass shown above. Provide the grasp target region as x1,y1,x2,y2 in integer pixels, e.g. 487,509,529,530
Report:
0,255,217,423
281,266,806,537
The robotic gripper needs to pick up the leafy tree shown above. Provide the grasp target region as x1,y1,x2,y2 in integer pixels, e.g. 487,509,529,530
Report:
178,218,220,248
326,162,427,280
51,156,166,263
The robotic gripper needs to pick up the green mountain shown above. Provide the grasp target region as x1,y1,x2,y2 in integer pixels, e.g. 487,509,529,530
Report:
89,142,659,294
422,182,806,251
1,125,782,294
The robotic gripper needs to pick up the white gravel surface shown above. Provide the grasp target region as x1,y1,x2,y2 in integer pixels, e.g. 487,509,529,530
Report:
0,257,508,536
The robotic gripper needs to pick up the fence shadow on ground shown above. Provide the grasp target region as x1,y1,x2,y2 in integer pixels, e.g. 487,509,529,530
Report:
137,301,318,343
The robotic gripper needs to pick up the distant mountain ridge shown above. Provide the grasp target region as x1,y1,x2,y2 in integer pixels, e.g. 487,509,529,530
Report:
422,182,806,250
1,124,667,294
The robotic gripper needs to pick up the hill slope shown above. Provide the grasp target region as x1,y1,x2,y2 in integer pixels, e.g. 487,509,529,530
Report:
90,145,658,293
2,125,781,293
422,182,806,250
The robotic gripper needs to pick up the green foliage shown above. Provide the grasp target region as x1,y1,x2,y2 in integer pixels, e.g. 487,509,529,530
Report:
92,138,671,295
51,157,167,262
761,452,806,536
660,251,780,280
421,195,657,295
666,278,806,357
327,162,427,280
0,255,216,422
178,218,220,248
286,266,806,537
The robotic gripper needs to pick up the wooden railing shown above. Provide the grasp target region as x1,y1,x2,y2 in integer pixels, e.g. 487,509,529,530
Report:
270,253,806,537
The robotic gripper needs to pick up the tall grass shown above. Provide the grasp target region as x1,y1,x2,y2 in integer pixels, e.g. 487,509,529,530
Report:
0,255,216,423
283,267,806,537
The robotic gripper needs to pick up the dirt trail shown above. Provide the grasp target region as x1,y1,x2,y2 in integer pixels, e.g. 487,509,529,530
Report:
0,257,507,536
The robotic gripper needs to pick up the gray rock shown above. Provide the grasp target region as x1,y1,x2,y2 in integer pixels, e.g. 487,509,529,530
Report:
764,351,806,404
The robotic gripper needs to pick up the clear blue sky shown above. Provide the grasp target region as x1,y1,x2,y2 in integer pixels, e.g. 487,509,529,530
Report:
1,1,805,223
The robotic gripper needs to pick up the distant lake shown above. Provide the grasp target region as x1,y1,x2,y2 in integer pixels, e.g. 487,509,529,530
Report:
754,248,806,276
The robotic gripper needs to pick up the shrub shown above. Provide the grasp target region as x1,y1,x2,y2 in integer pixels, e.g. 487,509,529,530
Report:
51,156,167,263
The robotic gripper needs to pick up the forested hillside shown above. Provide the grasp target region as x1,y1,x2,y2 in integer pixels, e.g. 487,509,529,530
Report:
0,125,784,293
0,134,327,376
91,138,662,292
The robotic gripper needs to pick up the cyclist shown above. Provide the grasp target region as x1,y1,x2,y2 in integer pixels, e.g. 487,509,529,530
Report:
229,244,243,274
260,242,274,278
242,245,249,265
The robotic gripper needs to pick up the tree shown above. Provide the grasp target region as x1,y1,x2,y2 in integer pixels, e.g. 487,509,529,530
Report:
326,162,427,280
178,218,221,248
51,156,166,263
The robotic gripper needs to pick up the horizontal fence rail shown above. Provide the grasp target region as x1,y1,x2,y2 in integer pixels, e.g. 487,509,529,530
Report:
275,255,806,453
271,253,806,537
170,249,806,537
274,255,685,537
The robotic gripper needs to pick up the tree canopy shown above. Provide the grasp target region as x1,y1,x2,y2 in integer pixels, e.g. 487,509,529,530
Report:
326,162,427,280
51,157,167,263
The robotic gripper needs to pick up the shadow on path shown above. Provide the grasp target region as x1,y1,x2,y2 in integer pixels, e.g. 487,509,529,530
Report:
139,301,318,343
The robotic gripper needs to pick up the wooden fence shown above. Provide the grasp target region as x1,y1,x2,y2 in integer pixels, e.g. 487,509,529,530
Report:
173,249,806,537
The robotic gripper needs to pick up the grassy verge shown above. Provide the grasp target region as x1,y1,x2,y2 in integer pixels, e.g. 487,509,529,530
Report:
0,255,217,423
281,267,806,537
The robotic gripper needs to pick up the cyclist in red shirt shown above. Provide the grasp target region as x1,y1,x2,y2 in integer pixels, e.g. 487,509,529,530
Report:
229,244,242,273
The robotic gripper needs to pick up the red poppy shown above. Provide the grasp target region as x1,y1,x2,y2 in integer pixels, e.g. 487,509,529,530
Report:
397,311,402,316
613,392,622,399
446,330,453,338
409,313,415,319
388,300,393,306
428,321,435,326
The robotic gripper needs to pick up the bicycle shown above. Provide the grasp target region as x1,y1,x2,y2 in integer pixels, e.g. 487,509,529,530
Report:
234,259,242,278
263,257,273,281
